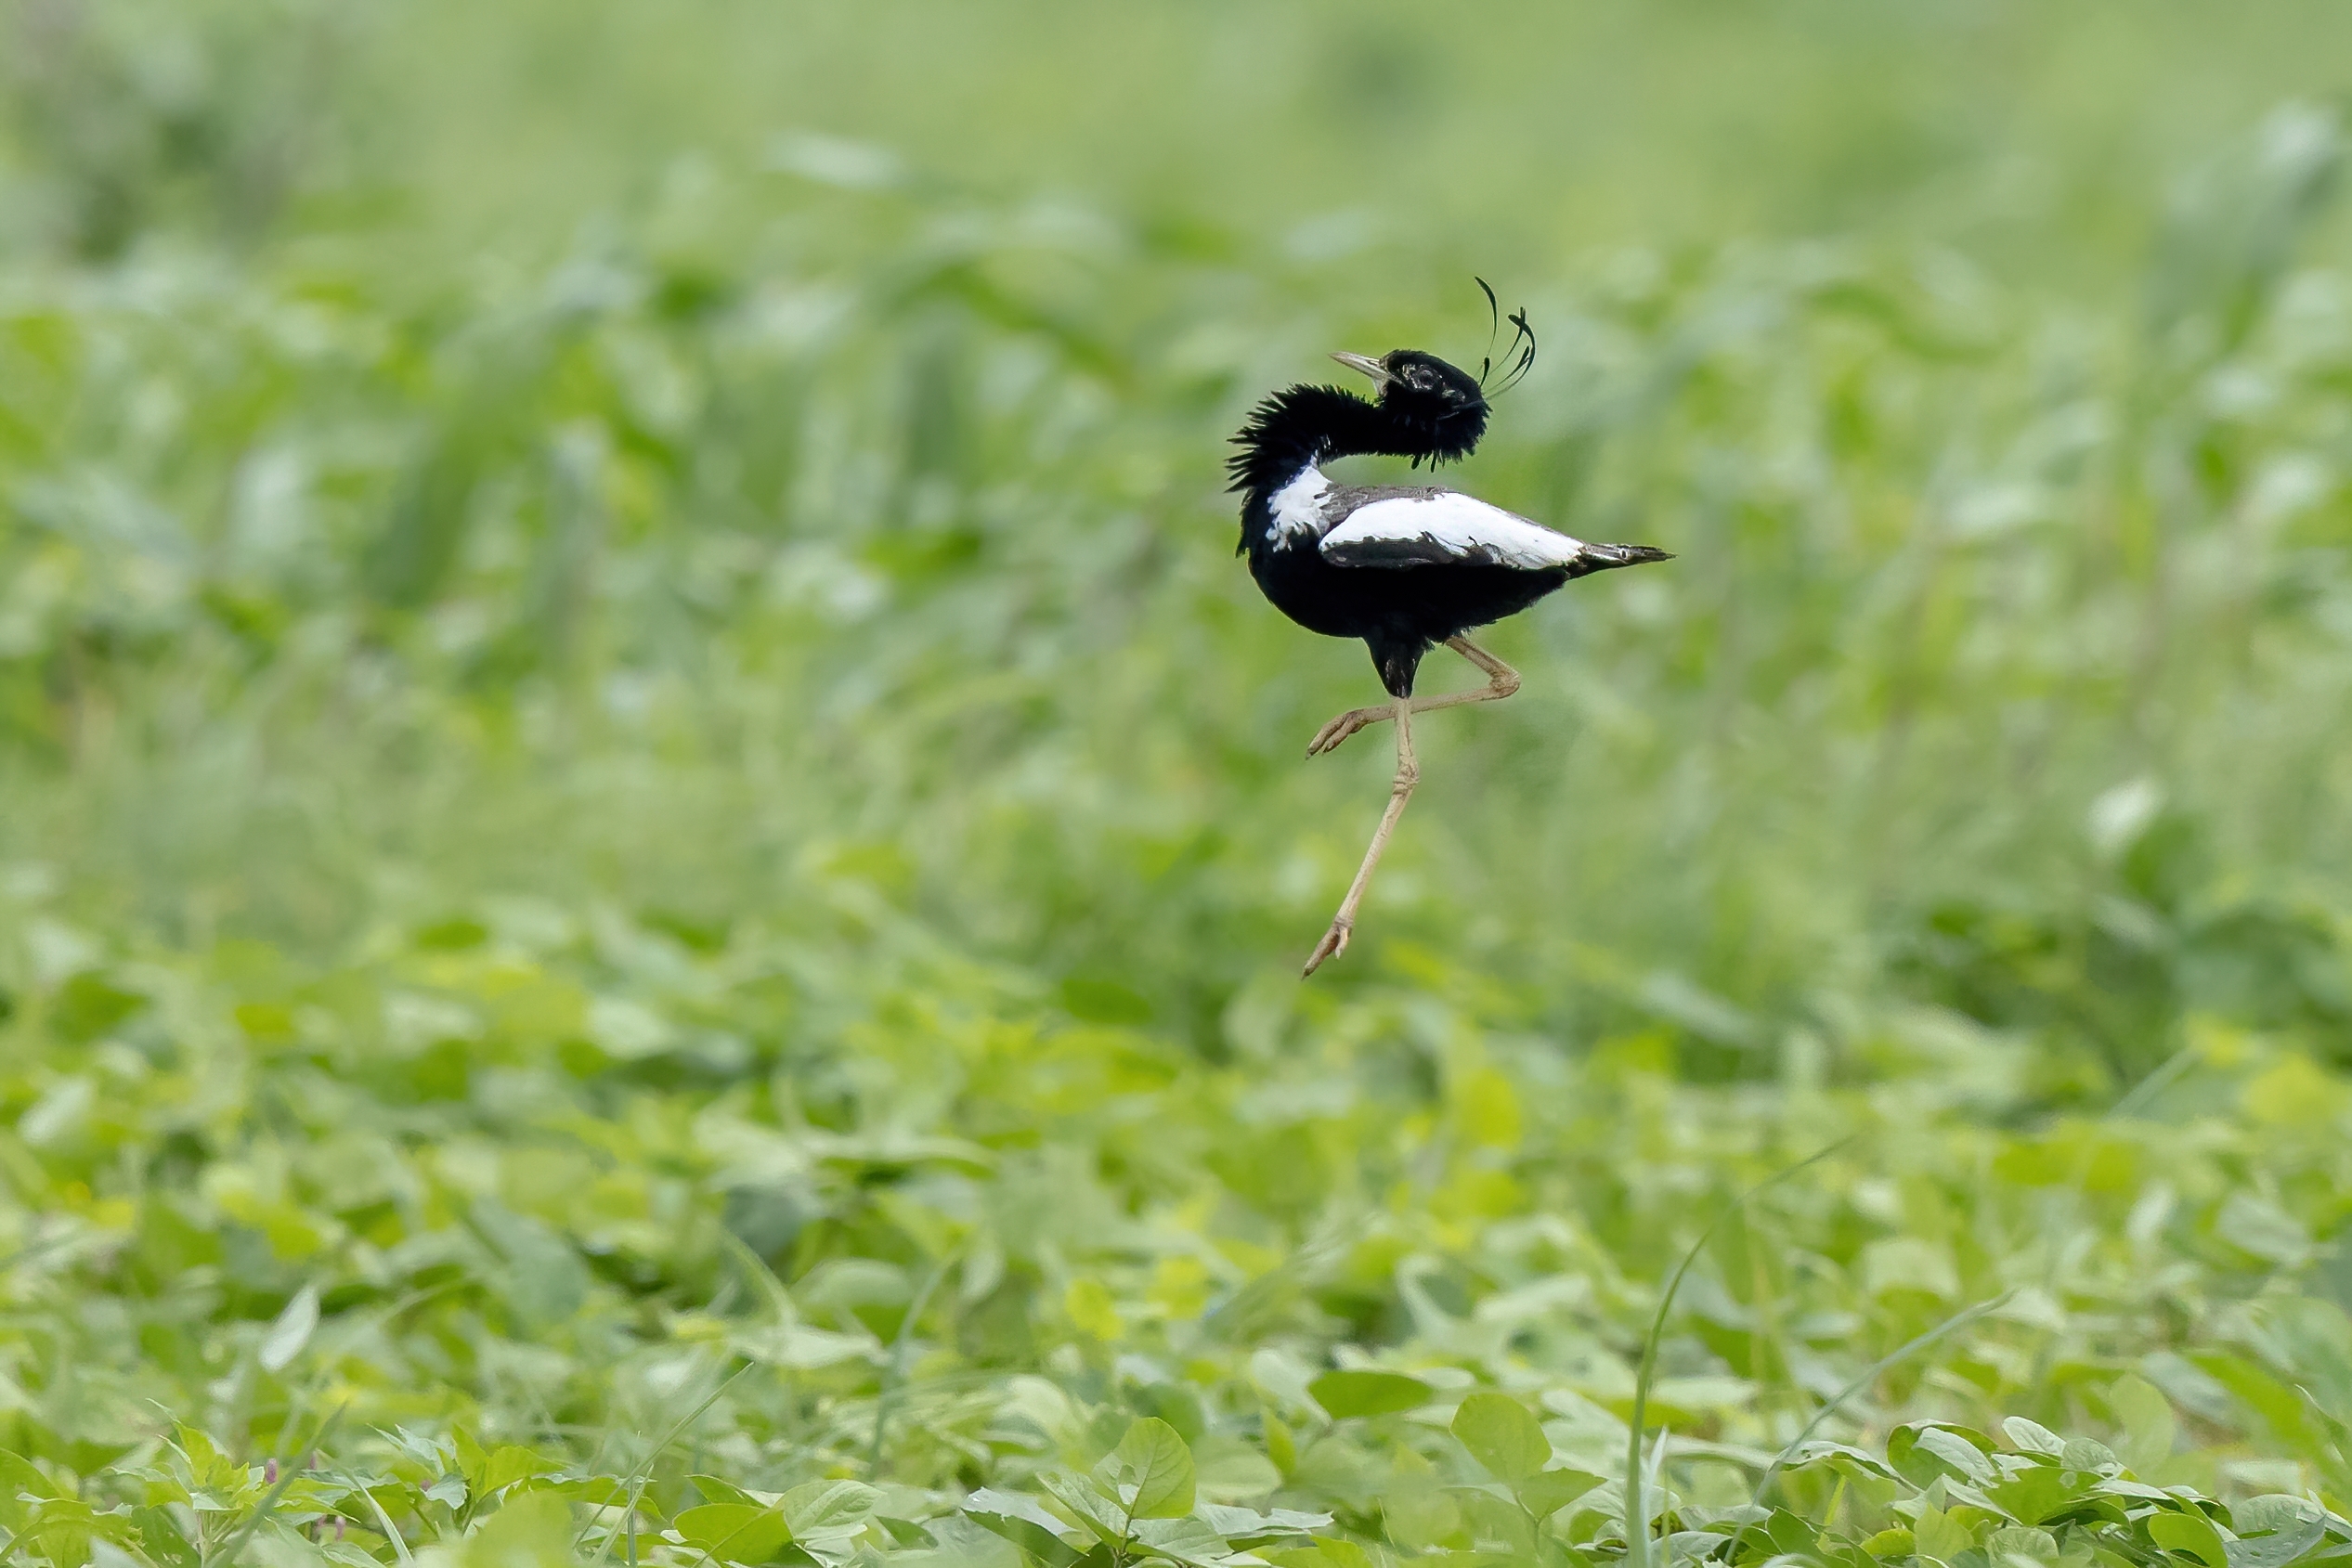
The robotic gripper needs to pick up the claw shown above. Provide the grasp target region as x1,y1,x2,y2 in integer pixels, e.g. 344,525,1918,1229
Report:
1302,919,1351,977
1306,706,1389,757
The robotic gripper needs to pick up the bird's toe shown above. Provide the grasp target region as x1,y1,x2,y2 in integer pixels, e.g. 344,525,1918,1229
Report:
1302,920,1352,977
1306,706,1384,757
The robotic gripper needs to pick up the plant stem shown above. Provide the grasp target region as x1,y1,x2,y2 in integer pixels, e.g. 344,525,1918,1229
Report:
1624,1140,1849,1568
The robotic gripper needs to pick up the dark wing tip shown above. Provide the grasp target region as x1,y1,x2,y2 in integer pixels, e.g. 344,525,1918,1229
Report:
1568,542,1674,577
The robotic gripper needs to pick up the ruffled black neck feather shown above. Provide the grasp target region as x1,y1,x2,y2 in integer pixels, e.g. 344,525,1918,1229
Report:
1228,379,1490,501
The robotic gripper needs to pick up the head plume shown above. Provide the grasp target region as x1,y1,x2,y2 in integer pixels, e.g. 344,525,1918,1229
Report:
1473,277,1537,397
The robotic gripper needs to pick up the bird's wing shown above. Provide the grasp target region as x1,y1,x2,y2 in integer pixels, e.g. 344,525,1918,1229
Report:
1319,488,1594,570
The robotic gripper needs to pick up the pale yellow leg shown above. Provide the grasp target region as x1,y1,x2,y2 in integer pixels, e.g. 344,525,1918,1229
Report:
1303,698,1419,977
1306,636,1523,757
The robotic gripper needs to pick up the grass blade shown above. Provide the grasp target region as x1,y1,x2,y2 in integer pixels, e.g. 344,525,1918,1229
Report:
581,1360,758,1563
1749,1289,2015,1511
1623,1139,1850,1568
212,1405,347,1568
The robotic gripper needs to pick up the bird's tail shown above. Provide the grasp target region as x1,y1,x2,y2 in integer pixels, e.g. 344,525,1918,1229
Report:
1566,542,1674,577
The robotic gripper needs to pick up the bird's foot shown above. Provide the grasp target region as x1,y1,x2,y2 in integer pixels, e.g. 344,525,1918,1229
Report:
1306,706,1392,757
1302,918,1352,977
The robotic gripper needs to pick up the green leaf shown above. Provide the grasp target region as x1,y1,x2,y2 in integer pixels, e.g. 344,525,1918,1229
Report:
2230,1496,2324,1535
2000,1417,2067,1458
2110,1376,2178,1475
1265,1543,1372,1568
1194,1502,1335,1541
1129,1516,1241,1566
2225,1497,2326,1568
1451,1393,1550,1484
2059,1436,2120,1476
1782,1441,1904,1483
967,1489,1078,1540
1262,1406,1297,1478
52,971,147,1043
172,1425,244,1495
1193,1442,1281,1501
1514,1468,1605,1520
458,1490,572,1565
0,1446,58,1530
1096,1418,1196,1520
1913,1502,1979,1564
2190,1352,2334,1457
1762,1508,1822,1557
528,1475,638,1507
1308,1370,1432,1419
1991,1466,2110,1526
966,1490,1082,1568
1039,1470,1130,1546
256,1283,320,1373
689,1474,765,1508
481,1446,561,1497
1891,1424,1997,1486
1987,1524,2060,1564
2149,1508,2231,1567
21,1497,99,1568
451,1427,489,1494
672,1502,791,1563
780,1478,878,1541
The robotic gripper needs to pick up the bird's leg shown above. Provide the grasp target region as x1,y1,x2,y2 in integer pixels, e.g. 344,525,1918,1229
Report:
1304,698,1419,976
1306,636,1521,756
1445,634,1522,693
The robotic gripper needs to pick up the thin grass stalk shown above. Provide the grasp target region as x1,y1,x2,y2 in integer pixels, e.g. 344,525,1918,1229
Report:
1623,1140,1848,1568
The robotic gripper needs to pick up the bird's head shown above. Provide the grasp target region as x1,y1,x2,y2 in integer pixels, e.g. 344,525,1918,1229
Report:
1330,348,1491,466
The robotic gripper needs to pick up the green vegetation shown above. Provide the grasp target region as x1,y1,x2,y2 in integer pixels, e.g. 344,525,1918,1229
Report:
7,2,2352,1562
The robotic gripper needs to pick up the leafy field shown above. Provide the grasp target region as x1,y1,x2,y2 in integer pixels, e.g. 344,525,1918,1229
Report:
9,2,2352,1563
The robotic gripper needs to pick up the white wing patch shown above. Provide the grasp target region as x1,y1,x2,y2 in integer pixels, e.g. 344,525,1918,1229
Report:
1319,491,1592,570
1266,466,1332,548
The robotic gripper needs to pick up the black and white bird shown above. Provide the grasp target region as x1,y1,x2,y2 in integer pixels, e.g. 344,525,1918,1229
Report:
1230,302,1670,975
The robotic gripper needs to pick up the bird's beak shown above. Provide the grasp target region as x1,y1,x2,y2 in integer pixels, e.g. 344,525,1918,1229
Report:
1330,351,1392,385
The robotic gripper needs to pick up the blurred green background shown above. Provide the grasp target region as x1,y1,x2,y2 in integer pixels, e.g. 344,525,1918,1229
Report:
10,0,2352,1063
10,3,2352,1563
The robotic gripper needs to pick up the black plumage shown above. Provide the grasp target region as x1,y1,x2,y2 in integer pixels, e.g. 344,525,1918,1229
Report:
1228,335,1670,974
1231,350,1667,697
